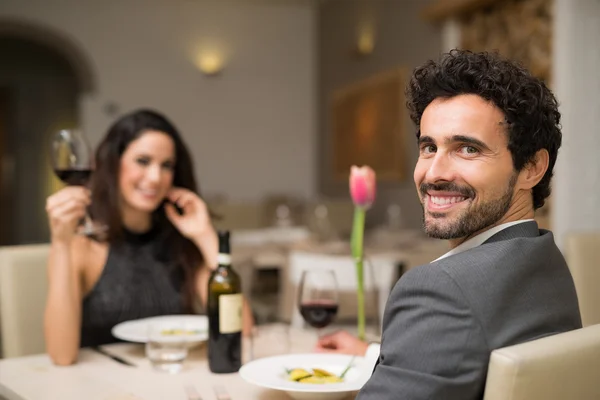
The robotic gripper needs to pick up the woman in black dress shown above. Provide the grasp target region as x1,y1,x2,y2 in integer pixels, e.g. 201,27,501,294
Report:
44,109,254,365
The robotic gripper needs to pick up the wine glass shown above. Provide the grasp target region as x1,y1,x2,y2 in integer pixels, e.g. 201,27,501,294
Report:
50,129,105,236
297,269,339,336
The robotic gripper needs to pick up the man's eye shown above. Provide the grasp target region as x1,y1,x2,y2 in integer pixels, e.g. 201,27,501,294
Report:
460,146,479,155
421,145,436,154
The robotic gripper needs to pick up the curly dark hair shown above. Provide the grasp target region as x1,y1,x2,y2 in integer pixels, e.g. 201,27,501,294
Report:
406,49,562,210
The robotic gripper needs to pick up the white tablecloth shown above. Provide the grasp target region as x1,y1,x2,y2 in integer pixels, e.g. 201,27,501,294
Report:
0,325,341,400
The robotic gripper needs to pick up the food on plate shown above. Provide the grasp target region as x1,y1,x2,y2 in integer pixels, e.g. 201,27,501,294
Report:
285,367,344,384
160,329,203,336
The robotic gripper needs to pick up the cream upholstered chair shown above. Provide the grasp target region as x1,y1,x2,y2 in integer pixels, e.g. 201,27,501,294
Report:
0,244,50,358
563,232,600,327
483,324,600,400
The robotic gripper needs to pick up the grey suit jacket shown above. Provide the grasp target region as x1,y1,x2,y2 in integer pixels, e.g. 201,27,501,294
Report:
357,221,582,400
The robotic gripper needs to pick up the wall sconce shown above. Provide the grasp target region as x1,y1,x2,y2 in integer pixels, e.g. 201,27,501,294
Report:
356,31,375,56
195,53,225,76
354,21,375,57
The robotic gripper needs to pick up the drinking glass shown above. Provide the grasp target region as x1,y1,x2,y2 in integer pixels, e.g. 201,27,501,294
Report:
50,129,106,236
297,269,339,336
145,321,188,373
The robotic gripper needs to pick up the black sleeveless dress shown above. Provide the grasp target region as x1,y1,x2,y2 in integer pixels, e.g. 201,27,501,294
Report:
80,228,186,347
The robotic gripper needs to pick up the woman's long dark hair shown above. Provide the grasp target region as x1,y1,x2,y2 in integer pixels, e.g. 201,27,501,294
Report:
90,109,203,312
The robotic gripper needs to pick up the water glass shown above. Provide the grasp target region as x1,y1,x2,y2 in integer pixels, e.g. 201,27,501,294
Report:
145,321,188,373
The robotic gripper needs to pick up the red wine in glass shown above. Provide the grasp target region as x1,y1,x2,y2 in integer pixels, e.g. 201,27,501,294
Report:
50,129,106,236
54,168,92,186
299,301,339,329
297,270,339,334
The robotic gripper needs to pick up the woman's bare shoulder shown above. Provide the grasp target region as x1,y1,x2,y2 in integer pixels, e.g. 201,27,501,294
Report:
70,236,109,269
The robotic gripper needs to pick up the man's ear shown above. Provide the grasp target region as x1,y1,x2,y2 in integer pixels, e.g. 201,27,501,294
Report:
517,149,549,190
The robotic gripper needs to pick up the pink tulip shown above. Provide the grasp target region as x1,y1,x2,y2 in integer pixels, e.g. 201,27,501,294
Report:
349,165,376,209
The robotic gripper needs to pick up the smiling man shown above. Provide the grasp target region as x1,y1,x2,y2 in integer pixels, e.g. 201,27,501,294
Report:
416,94,525,247
315,50,582,399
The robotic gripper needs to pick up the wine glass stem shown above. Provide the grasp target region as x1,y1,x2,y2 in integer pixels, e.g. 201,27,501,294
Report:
79,207,102,237
83,212,94,228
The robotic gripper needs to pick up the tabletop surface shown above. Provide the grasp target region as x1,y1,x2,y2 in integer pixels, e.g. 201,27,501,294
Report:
0,324,362,400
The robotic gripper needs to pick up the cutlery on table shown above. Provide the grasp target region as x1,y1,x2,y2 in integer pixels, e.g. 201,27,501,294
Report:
340,355,356,378
91,346,136,367
184,385,202,400
213,385,231,400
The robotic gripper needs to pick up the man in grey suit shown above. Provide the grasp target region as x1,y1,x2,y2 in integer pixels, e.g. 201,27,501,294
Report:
315,49,582,399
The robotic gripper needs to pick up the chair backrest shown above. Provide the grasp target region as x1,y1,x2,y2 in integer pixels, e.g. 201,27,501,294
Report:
563,232,600,326
0,244,50,358
483,324,600,400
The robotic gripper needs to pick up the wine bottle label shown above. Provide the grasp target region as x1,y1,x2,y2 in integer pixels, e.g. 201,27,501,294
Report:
217,253,231,265
219,293,242,334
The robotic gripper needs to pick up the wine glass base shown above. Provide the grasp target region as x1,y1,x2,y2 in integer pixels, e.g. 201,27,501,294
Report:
77,223,108,238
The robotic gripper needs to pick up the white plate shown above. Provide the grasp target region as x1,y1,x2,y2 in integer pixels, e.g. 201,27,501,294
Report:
111,315,208,347
239,353,370,400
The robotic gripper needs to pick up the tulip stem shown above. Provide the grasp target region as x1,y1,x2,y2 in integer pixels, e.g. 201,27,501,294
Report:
351,207,366,341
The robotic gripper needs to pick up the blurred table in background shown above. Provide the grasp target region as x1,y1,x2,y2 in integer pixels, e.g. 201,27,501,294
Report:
228,226,449,325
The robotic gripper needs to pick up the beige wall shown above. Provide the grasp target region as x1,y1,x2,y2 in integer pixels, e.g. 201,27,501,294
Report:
0,0,317,202
317,0,441,228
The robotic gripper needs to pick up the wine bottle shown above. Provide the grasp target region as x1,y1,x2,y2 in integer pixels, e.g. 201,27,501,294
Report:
208,230,242,373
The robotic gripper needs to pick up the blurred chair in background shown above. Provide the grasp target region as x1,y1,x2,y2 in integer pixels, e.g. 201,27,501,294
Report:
0,244,49,358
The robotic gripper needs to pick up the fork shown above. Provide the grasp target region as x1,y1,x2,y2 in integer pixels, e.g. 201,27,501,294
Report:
340,355,356,379
184,385,202,400
213,385,231,400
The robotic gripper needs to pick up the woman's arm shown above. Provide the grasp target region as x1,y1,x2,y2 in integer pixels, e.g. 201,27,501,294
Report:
241,295,255,337
44,187,90,365
44,239,85,365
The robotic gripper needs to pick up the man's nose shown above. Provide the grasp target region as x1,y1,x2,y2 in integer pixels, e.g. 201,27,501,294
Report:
425,152,456,183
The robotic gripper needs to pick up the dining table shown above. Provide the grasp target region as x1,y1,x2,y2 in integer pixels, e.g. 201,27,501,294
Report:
0,324,353,400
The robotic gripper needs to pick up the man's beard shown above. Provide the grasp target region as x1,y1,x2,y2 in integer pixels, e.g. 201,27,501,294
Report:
420,175,517,240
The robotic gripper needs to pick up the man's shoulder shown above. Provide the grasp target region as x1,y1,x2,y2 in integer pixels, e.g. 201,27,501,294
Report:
396,227,564,302
394,260,460,298
432,228,560,277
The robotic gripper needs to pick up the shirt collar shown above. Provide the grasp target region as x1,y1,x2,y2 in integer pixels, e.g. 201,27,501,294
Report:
433,219,535,262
